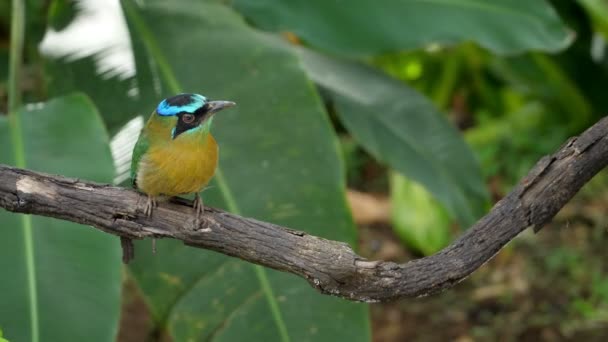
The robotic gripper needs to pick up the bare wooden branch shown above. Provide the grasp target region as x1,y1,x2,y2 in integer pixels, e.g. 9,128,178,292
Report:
1,117,608,302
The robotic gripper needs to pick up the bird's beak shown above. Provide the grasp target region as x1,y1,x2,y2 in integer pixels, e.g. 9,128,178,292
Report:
207,100,236,114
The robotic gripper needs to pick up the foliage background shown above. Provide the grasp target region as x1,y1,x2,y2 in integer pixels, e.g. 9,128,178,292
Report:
2,0,608,341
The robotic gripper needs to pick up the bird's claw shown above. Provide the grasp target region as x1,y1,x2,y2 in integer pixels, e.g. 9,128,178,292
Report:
193,193,204,216
144,196,157,216
193,193,212,232
193,193,204,223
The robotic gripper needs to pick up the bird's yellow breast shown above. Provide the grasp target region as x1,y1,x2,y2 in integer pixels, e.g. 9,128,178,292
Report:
137,133,218,197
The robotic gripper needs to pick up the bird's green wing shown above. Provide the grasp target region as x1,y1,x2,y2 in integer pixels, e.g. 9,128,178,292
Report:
130,130,150,188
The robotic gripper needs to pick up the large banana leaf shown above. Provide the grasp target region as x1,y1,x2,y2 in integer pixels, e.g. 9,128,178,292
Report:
298,49,488,227
45,56,139,133
121,0,369,340
233,0,572,56
0,94,121,342
42,0,139,133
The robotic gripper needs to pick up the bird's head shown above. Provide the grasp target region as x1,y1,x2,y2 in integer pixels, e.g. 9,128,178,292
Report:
155,93,235,139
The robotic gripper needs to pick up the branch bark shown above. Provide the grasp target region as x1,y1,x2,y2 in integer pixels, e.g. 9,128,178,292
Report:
1,117,608,302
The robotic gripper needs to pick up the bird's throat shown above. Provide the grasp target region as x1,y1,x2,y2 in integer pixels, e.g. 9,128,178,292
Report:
172,117,214,142
192,117,214,141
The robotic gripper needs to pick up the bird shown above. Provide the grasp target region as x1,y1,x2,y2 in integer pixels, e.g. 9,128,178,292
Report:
132,93,235,215
121,93,235,263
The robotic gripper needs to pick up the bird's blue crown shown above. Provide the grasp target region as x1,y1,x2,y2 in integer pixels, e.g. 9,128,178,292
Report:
156,93,207,116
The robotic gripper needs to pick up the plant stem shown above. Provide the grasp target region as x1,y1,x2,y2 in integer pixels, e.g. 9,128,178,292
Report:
9,2,39,342
8,0,26,168
431,50,461,110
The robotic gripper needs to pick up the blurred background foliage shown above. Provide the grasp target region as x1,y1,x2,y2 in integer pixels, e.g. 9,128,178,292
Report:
2,0,608,341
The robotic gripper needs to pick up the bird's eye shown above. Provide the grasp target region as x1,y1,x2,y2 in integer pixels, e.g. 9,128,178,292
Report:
182,114,195,124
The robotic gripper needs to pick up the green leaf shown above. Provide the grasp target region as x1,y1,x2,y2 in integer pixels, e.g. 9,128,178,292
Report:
490,53,592,132
121,0,370,340
233,0,572,56
0,328,7,342
298,49,488,227
45,56,140,133
578,0,608,38
390,172,451,255
0,94,121,342
41,0,140,133
25,0,49,46
48,0,77,31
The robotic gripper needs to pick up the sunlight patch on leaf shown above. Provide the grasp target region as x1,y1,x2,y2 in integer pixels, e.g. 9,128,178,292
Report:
40,0,134,79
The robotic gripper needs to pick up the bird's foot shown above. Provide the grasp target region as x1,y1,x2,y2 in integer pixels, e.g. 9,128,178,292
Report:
193,193,212,232
144,196,157,216
193,193,204,217
193,193,205,225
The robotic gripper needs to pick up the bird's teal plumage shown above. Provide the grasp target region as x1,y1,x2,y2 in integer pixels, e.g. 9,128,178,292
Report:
156,93,207,116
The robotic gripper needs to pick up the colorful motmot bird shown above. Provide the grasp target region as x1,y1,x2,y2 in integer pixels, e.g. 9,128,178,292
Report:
131,93,236,218
122,93,235,262
119,93,234,263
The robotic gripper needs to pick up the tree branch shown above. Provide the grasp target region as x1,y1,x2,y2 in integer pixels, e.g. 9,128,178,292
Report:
1,117,608,302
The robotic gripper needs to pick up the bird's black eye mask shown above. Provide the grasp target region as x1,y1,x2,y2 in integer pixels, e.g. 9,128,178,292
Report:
172,103,211,139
